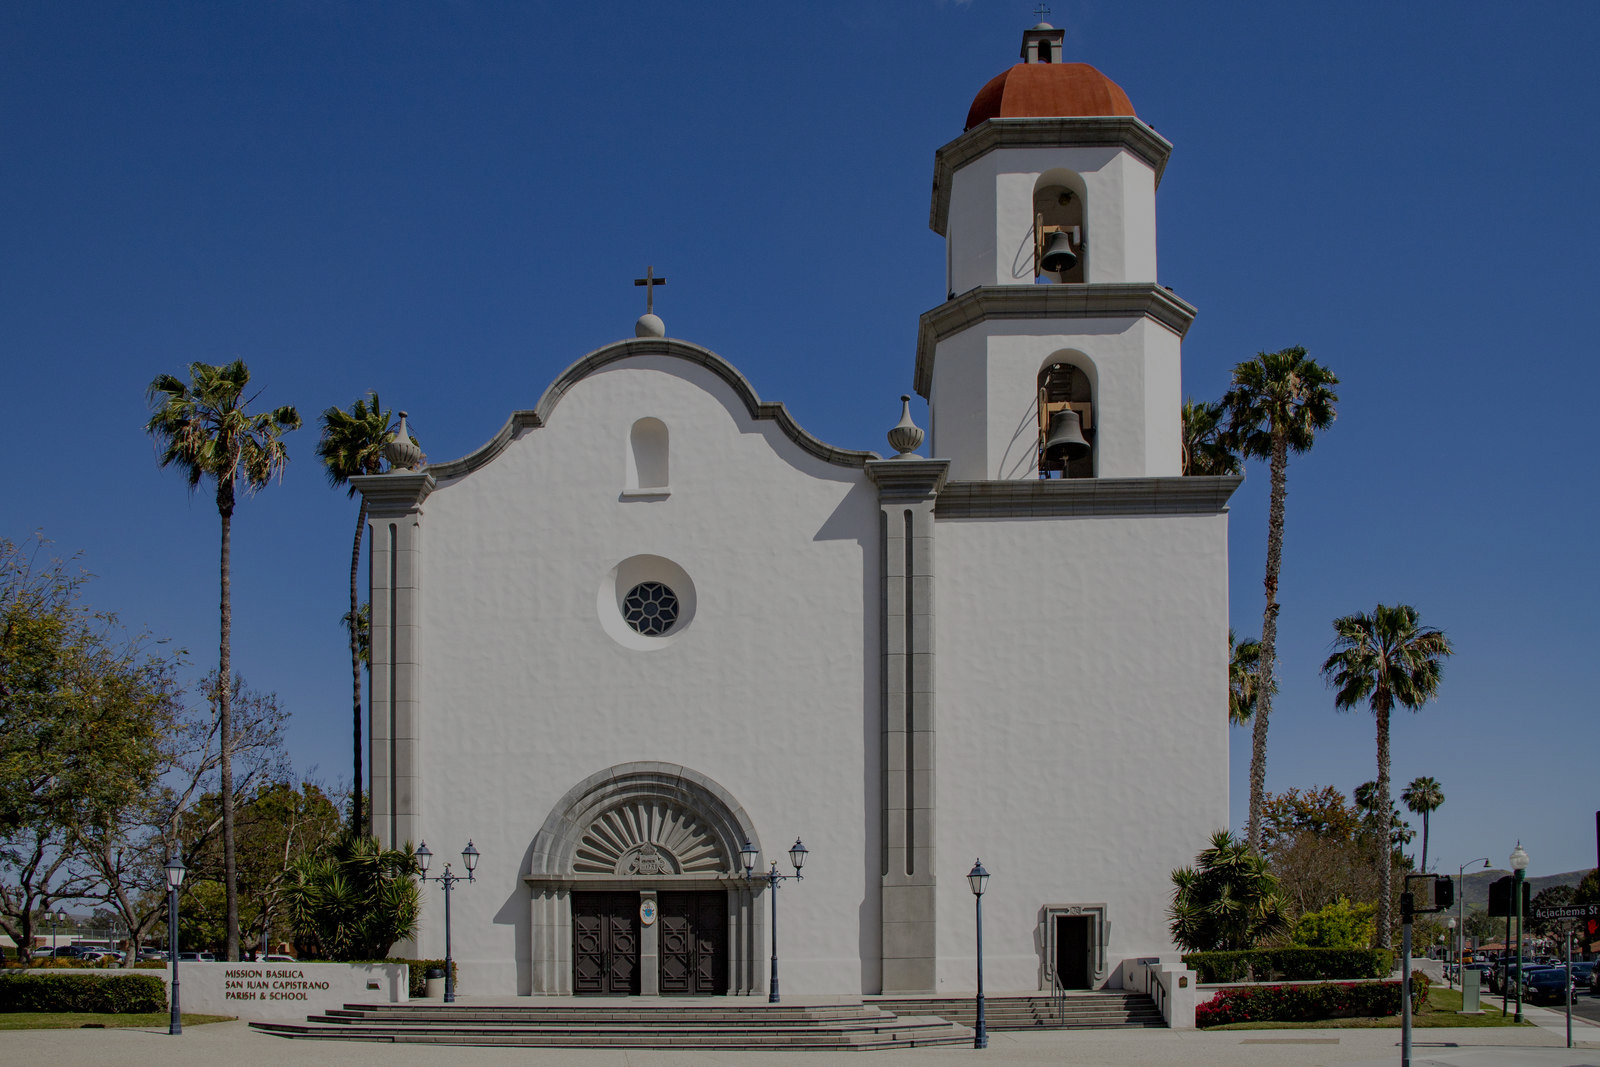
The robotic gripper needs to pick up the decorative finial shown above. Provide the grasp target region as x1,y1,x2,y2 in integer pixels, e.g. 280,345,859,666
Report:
887,395,925,458
633,265,667,337
384,411,423,471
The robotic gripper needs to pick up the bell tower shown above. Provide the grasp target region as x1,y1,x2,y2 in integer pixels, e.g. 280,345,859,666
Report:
916,25,1193,481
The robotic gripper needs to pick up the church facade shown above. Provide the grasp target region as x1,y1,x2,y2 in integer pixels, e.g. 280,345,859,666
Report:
355,24,1238,998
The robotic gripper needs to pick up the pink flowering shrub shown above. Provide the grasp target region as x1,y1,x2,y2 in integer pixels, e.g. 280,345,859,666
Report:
1196,973,1430,1027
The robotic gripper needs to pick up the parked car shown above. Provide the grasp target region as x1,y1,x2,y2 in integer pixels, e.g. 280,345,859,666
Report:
176,951,216,962
1492,962,1553,994
262,953,296,963
136,950,168,962
1567,960,1594,987
1522,967,1577,1005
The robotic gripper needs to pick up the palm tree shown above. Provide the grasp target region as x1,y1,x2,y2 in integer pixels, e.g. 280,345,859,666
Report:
316,394,401,836
1401,776,1445,873
1181,398,1241,476
1320,604,1453,948
1222,347,1339,854
146,359,299,961
1169,830,1288,953
1228,629,1268,726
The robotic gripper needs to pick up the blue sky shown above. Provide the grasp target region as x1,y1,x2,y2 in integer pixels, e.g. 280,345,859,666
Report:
4,2,1595,878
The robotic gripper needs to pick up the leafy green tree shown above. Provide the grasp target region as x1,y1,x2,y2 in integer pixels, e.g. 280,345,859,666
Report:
1169,830,1288,952
1181,398,1240,476
1223,347,1338,855
0,535,182,962
284,832,420,960
146,358,300,961
1290,897,1377,949
316,394,406,835
1400,776,1445,872
1260,785,1405,928
1321,604,1452,948
1228,630,1267,726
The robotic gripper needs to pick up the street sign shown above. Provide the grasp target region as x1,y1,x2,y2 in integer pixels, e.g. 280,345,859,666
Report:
1531,903,1599,921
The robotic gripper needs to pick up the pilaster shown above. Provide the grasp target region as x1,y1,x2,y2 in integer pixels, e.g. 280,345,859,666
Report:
353,471,434,850
866,457,948,993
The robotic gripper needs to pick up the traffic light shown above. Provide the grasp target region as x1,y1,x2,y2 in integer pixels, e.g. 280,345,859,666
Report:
1487,876,1531,917
1434,875,1454,909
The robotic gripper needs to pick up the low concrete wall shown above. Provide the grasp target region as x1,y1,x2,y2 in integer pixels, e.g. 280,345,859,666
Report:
165,962,408,1021
1121,956,1196,1028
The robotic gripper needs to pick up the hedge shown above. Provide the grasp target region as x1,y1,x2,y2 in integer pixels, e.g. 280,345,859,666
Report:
1182,947,1394,983
0,973,167,1014
1196,972,1430,1027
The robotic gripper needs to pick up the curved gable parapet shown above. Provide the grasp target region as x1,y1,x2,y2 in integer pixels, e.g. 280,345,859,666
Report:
425,338,878,481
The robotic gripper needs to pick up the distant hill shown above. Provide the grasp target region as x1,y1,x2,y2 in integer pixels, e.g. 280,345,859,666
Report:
1454,867,1591,911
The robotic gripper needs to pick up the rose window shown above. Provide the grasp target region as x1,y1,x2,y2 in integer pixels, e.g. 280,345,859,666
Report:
622,581,679,636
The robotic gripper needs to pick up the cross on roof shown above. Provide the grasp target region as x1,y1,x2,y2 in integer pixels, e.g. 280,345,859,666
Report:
633,266,667,314
1033,3,1051,21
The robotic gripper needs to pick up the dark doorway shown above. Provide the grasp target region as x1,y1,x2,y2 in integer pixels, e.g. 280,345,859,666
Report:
573,892,640,995
659,891,728,995
1055,915,1093,989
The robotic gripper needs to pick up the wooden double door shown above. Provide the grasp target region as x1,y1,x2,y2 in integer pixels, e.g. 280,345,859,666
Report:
572,890,727,996
658,891,727,995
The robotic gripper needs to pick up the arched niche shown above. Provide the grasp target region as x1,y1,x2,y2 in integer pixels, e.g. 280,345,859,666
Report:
1033,168,1088,284
1037,351,1097,479
625,417,669,493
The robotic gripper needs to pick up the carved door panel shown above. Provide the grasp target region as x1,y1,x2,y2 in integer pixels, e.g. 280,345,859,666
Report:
660,891,727,995
572,893,640,995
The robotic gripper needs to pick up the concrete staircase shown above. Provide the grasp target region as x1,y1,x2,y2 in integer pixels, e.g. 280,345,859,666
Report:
869,991,1164,1030
250,1000,974,1050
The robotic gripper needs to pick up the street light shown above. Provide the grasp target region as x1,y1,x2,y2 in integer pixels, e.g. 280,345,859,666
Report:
1456,857,1489,974
416,840,479,1004
1510,843,1528,1023
164,855,186,1036
49,907,66,955
968,859,990,1050
1447,918,1457,989
740,837,808,1003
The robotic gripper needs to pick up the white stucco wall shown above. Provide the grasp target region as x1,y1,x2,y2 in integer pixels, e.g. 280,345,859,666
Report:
932,510,1230,992
407,354,882,996
946,145,1158,294
929,321,1184,481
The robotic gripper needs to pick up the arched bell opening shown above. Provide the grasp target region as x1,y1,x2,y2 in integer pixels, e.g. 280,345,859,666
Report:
1037,357,1095,479
1033,169,1087,284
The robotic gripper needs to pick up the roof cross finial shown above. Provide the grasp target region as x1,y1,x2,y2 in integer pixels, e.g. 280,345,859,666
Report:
633,265,667,314
1033,3,1051,22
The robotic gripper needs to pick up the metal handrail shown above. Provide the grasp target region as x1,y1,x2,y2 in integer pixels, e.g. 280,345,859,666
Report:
1049,967,1065,1023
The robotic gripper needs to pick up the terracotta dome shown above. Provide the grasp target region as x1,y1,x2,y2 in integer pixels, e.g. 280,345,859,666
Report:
965,62,1136,130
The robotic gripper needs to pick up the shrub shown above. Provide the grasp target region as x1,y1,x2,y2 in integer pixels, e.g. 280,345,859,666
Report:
284,833,420,961
1183,947,1393,983
1291,898,1377,949
1196,972,1428,1027
0,973,167,1013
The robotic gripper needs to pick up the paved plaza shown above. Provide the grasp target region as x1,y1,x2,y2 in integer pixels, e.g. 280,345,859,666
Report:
8,1004,1599,1067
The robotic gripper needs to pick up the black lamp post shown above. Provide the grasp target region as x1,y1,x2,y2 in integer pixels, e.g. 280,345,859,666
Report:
968,860,989,1050
49,907,66,955
1510,843,1528,1023
740,837,808,1003
416,840,478,1004
165,855,186,1036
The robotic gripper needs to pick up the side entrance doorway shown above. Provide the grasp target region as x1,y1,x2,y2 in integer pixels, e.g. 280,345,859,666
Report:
573,890,728,995
1055,914,1093,989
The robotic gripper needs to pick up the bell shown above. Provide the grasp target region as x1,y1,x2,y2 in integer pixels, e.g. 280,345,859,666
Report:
1043,408,1090,464
1040,230,1078,274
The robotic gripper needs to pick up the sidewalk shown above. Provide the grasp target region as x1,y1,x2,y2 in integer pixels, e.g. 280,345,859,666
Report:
5,1018,1598,1067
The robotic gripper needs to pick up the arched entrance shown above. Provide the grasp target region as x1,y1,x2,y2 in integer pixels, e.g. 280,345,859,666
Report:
524,761,765,995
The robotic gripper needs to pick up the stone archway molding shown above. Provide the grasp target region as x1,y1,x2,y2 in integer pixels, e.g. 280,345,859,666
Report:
528,761,763,878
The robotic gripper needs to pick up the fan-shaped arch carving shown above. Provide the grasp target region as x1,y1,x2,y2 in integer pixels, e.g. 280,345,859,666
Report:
573,798,725,875
528,761,761,878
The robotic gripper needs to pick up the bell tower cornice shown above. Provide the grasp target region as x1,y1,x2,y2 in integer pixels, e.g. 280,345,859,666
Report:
930,117,1173,237
913,283,1196,398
